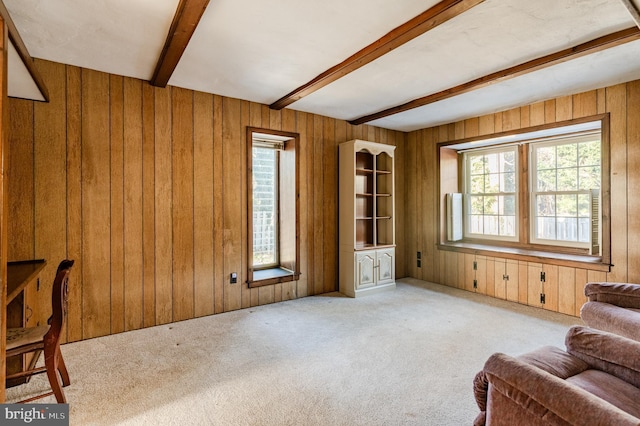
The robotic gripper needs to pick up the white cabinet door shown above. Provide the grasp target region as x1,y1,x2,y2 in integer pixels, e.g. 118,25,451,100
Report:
355,252,376,290
376,248,395,285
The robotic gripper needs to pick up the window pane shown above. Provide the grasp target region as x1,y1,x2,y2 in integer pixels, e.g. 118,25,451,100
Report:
578,193,590,217
485,153,500,174
470,175,484,193
484,196,498,215
501,195,516,215
536,195,555,217
556,144,577,168
578,140,600,166
252,147,277,266
470,215,483,234
579,166,600,190
556,194,577,217
537,169,556,191
469,155,484,175
485,173,500,193
499,216,516,236
578,218,590,242
501,172,516,192
501,151,515,172
537,217,556,239
470,196,484,214
557,167,578,191
484,216,499,235
557,217,578,241
537,146,556,170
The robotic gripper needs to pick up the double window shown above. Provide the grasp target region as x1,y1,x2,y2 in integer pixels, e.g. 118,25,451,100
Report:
442,115,609,264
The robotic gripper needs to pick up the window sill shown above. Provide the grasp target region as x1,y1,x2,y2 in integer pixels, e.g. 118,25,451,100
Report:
437,242,611,272
248,267,300,288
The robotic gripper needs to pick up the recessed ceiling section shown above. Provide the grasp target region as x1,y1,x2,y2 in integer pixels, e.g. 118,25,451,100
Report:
367,40,640,132
168,0,438,103
292,0,634,123
4,0,180,80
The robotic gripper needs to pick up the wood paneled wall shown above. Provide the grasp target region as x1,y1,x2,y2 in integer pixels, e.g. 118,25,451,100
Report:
404,82,640,317
7,59,406,343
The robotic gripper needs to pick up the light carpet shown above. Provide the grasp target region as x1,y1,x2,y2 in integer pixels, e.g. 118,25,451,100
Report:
6,278,582,425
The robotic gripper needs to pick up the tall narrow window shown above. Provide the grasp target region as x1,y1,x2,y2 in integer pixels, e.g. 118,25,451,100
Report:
247,128,300,287
252,142,280,268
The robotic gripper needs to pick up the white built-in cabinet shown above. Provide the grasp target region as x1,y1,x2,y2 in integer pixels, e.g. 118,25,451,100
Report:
339,140,395,297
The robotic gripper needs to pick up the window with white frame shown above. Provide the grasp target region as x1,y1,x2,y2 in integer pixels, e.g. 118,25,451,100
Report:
464,146,518,241
252,142,280,268
530,134,600,250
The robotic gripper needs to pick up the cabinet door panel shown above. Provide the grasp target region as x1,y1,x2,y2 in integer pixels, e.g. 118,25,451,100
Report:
377,248,394,285
355,252,376,289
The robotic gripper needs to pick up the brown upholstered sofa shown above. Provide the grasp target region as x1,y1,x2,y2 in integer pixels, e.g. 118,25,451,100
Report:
581,282,640,342
473,326,640,425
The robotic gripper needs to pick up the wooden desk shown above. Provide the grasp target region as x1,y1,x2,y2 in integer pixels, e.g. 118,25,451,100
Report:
6,259,46,387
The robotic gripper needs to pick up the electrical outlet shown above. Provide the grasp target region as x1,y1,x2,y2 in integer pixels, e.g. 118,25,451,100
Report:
417,259,421,268
417,251,421,259
230,272,237,284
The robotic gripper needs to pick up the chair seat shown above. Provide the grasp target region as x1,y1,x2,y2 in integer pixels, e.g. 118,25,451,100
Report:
6,325,49,351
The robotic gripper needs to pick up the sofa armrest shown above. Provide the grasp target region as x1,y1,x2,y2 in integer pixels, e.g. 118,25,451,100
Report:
584,282,640,307
483,352,640,425
565,325,640,388
581,301,640,341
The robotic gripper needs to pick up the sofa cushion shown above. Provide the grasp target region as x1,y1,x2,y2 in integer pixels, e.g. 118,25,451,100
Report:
567,369,640,418
581,301,640,342
517,346,589,379
584,282,640,307
565,326,640,388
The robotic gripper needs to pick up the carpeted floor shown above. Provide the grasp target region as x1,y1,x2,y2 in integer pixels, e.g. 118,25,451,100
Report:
6,278,582,425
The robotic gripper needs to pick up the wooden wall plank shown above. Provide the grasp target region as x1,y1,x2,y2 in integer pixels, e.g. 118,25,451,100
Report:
193,92,215,317
312,115,324,295
65,64,83,342
240,101,252,308
282,108,300,300
296,111,309,298
80,68,111,338
213,95,224,314
572,91,597,118
171,88,195,321
109,74,125,335
627,81,640,282
606,84,628,283
8,99,34,261
222,97,242,311
142,83,156,328
323,117,337,293
154,86,173,325
123,77,144,331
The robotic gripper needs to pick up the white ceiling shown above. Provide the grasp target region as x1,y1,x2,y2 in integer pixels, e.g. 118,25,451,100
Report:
4,0,640,132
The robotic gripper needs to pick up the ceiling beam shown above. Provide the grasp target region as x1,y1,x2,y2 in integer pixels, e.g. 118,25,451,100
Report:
269,0,486,110
619,0,640,28
0,0,48,102
151,0,210,88
349,27,640,126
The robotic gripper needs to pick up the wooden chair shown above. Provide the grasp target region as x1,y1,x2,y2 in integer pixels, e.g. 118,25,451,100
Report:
5,259,75,403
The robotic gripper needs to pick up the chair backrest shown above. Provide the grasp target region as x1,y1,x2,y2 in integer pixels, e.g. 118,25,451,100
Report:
45,260,74,347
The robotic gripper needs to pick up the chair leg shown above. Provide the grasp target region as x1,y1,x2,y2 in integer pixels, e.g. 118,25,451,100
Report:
56,349,71,387
44,346,66,403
